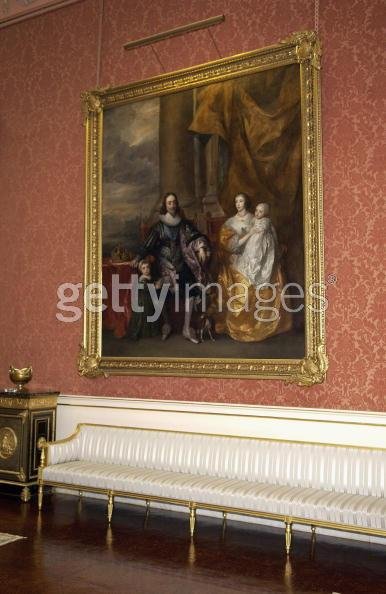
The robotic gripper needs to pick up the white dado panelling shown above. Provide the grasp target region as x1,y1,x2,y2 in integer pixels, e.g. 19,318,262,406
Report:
56,395,386,448
55,396,386,545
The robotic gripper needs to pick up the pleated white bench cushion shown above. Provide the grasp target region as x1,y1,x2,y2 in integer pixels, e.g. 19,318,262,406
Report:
42,460,386,530
47,425,386,498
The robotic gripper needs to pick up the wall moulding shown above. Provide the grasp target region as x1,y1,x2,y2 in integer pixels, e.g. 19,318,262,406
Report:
56,395,386,449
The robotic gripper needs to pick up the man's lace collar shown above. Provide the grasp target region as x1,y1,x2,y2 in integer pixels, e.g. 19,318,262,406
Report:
160,213,182,226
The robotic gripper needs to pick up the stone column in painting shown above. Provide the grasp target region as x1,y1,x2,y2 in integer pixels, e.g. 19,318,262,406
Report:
200,134,226,218
159,90,197,215
159,89,226,231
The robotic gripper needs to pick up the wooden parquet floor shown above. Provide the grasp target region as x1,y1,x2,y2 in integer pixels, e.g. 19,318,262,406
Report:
0,492,385,594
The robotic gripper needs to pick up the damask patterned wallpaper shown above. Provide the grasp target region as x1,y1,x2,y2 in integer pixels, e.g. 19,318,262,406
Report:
0,0,384,409
0,0,83,27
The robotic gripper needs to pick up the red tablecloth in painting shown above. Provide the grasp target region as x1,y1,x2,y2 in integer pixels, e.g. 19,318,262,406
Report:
102,260,133,338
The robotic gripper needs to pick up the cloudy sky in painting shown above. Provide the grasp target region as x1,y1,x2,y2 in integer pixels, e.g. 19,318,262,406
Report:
102,98,160,255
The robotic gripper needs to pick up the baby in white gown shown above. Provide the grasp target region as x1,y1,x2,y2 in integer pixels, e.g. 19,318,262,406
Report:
237,203,278,287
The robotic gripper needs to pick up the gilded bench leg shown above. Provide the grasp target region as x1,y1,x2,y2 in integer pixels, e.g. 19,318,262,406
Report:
21,486,31,503
143,500,151,528
38,483,44,511
106,526,113,549
38,444,46,512
284,557,293,591
188,540,196,566
107,492,114,524
222,511,227,540
310,525,316,559
189,503,197,538
285,521,293,555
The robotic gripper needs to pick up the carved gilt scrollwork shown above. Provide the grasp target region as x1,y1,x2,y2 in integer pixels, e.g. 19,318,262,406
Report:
77,345,104,378
81,86,112,123
0,427,17,460
81,91,103,125
310,39,322,70
287,345,328,387
281,31,321,70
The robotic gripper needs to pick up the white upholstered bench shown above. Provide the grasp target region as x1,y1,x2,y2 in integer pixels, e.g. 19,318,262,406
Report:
38,424,386,553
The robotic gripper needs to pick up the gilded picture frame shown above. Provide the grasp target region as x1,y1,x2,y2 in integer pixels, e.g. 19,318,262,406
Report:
78,30,327,386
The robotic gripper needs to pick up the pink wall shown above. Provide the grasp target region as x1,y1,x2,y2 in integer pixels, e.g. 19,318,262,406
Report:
0,0,384,410
0,0,83,28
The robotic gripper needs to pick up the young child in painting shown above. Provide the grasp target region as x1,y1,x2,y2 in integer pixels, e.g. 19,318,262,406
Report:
237,202,279,287
127,259,162,340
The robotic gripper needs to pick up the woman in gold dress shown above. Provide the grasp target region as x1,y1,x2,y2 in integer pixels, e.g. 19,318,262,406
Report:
215,193,292,342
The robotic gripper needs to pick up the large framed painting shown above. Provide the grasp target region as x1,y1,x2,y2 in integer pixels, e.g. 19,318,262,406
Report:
78,30,327,386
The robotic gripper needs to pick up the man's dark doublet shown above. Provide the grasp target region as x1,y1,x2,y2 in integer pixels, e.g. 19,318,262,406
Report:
141,218,204,273
139,215,209,295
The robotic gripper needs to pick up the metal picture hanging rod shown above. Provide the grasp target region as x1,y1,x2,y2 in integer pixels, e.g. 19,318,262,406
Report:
123,14,225,50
